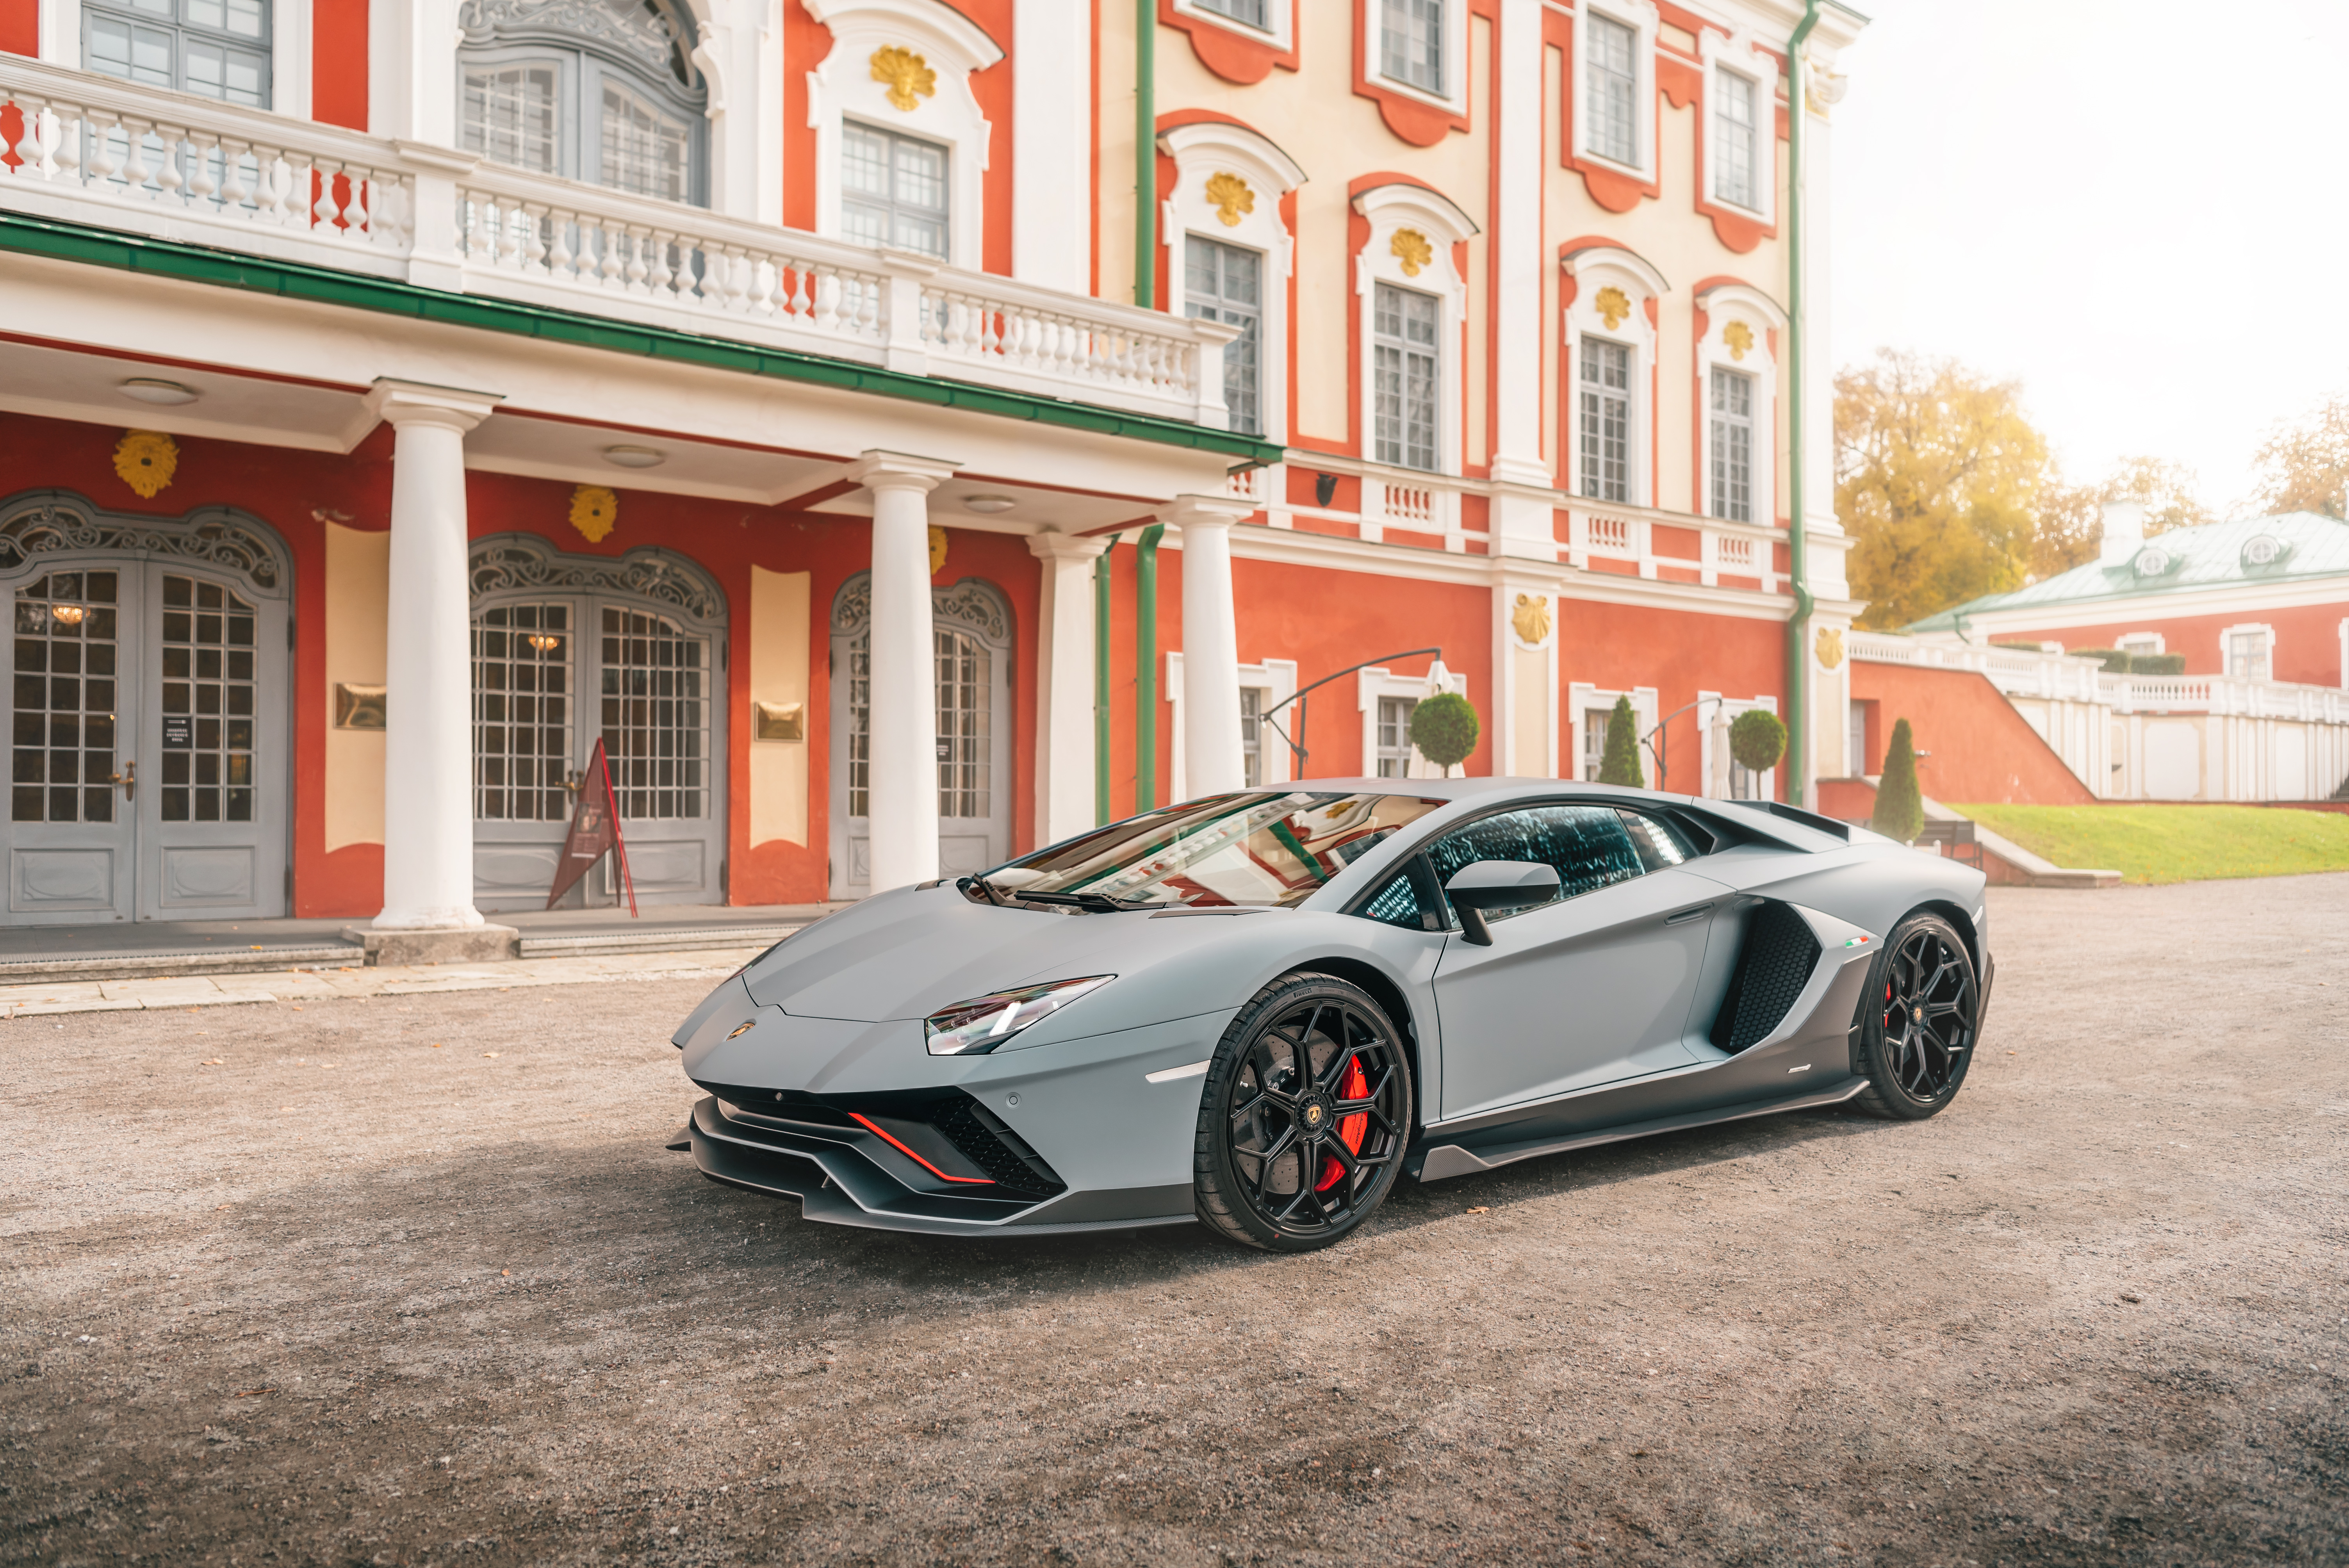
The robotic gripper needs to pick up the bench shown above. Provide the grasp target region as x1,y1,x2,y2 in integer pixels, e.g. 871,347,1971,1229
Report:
1914,817,1983,870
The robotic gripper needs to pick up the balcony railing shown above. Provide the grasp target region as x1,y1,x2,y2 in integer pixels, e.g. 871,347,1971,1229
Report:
1562,502,1783,592
0,60,1232,429
1847,632,2349,722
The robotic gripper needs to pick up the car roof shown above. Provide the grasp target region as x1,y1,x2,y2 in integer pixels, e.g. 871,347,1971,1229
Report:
1282,776,1696,807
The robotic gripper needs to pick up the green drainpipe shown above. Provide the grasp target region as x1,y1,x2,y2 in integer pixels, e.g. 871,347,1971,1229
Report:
1094,535,1120,825
1134,0,1156,309
1134,523,1165,811
1784,0,1823,805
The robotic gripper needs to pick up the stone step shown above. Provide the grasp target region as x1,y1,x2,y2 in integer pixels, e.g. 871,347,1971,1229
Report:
514,926,805,959
0,945,363,986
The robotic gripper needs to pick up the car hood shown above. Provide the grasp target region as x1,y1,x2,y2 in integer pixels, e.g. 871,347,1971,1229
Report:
743,884,1164,1023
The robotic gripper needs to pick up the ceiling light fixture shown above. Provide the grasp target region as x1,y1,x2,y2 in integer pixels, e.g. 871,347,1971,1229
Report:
961,494,1017,514
602,445,667,469
119,378,200,406
526,633,562,653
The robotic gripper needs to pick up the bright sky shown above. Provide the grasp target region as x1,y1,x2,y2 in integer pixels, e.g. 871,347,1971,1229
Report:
1829,0,2349,515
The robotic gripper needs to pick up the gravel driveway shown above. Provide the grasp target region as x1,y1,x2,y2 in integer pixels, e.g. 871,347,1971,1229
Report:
4,874,2344,1566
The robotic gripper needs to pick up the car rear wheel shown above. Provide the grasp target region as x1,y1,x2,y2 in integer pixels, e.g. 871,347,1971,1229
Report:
1193,973,1414,1253
1852,912,1979,1121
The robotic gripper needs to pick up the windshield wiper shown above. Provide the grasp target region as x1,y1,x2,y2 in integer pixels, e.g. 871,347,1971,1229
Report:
960,873,1014,907
1011,889,1147,912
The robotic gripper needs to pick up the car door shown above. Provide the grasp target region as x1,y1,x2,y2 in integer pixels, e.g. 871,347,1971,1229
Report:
1427,803,1729,1122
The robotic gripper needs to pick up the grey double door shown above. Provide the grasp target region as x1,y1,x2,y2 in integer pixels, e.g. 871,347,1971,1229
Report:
470,592,727,911
6,553,289,923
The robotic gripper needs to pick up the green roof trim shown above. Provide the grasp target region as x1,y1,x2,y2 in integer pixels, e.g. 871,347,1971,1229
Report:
1906,511,2349,632
0,211,1285,465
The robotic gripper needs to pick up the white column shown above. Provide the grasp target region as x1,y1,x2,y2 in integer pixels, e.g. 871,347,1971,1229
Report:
365,379,503,931
1028,531,1109,847
1164,495,1253,799
849,451,957,893
1488,0,1554,555
1012,0,1092,294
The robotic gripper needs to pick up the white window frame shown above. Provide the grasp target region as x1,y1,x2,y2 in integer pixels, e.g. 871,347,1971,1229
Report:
1693,281,1785,528
803,0,1002,273
1354,182,1477,481
1173,0,1293,52
2221,623,2275,681
1570,0,1656,176
2338,617,2348,690
1697,691,1778,801
2116,632,2165,656
1160,120,1305,446
1357,659,1467,780
1567,682,1658,784
1561,246,1665,510
1367,0,1468,112
1699,26,1779,228
1166,652,1297,800
73,0,308,114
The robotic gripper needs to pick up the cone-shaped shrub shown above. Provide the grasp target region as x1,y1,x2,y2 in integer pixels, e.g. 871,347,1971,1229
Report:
1872,717,1925,843
1408,692,1479,777
1597,695,1644,787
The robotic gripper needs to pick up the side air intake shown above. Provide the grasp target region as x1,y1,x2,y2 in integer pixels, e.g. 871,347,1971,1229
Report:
1710,901,1823,1054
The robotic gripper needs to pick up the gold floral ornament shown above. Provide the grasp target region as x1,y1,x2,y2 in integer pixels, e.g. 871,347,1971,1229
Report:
1595,286,1631,331
870,45,936,112
1205,171,1255,228
1511,593,1552,646
113,429,178,499
928,525,948,575
1723,320,1755,361
1815,626,1845,670
1390,228,1434,278
569,485,619,544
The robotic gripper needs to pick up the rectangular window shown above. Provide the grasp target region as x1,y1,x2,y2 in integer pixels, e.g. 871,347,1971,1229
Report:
1376,696,1418,777
1240,687,1264,788
464,64,560,174
1578,337,1632,503
1846,699,1868,776
85,0,269,105
1586,14,1638,166
1713,68,1759,211
1373,282,1440,472
1198,0,1269,29
1186,236,1264,437
841,122,949,259
601,80,693,203
1381,0,1444,95
1581,708,1609,782
2228,631,2271,680
1709,365,1754,523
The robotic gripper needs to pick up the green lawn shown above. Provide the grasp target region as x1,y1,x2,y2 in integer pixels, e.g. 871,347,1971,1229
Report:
1954,803,2349,885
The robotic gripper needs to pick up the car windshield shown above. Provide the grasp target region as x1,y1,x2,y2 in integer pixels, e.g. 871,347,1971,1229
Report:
992,792,1445,909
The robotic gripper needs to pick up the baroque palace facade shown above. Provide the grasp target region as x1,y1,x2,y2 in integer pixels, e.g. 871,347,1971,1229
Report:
0,0,1866,931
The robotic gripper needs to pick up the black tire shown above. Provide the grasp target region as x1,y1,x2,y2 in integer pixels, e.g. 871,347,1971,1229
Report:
1193,973,1415,1253
1851,911,1980,1121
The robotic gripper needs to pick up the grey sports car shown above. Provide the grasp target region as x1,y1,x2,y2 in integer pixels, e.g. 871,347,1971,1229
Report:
669,780,1992,1251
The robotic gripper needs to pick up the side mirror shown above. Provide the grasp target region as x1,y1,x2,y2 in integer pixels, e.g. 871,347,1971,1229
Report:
1443,859,1561,946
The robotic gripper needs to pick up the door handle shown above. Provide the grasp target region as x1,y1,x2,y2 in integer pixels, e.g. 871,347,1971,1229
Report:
563,769,583,796
110,759,136,802
1664,904,1713,925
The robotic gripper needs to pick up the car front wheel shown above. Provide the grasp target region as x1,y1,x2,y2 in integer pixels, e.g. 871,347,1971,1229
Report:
1852,911,1980,1120
1193,973,1415,1253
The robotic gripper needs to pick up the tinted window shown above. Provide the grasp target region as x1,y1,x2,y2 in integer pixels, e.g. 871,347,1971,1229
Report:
1426,804,1646,921
1358,867,1429,931
1618,808,1692,871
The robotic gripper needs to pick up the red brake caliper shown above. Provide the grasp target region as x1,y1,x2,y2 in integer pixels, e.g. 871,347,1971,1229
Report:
1315,1058,1371,1193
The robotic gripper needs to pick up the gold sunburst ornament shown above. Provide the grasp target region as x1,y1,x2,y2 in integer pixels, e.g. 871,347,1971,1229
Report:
1723,320,1755,361
1511,593,1552,646
113,429,178,499
569,485,619,544
928,525,948,576
1391,229,1434,278
870,45,936,112
1815,626,1845,670
1595,286,1631,331
1205,171,1255,228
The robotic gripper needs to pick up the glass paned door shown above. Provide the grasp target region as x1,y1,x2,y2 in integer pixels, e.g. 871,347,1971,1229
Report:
471,594,725,911
4,558,287,922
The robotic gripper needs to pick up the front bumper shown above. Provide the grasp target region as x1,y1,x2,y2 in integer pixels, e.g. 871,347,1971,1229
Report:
683,1096,1198,1236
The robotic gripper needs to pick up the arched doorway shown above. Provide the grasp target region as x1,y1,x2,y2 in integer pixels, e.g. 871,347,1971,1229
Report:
827,574,1013,899
2,491,292,923
469,534,727,910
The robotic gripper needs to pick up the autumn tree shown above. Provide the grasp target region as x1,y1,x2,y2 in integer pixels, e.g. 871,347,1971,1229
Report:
2252,395,2349,519
1834,351,2053,628
2033,456,2213,579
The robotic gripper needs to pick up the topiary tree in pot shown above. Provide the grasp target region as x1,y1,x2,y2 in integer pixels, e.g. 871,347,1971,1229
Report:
1728,708,1787,781
1597,695,1644,787
1408,691,1480,777
1871,717,1925,844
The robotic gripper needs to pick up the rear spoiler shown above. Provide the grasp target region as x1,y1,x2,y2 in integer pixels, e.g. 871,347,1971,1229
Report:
1679,798,1852,852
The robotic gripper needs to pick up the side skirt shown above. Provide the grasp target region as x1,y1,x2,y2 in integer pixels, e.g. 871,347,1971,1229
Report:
1410,1077,1868,1182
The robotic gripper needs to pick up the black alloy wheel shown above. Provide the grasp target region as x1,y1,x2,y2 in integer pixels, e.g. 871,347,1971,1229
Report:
1194,973,1414,1252
1852,911,1978,1120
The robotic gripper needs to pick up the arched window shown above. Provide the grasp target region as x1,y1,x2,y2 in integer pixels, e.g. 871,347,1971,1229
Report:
458,0,709,205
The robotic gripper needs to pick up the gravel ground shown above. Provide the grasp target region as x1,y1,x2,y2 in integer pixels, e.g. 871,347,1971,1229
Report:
4,875,2345,1567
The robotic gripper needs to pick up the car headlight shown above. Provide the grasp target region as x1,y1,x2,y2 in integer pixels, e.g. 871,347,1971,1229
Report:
923,975,1114,1057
